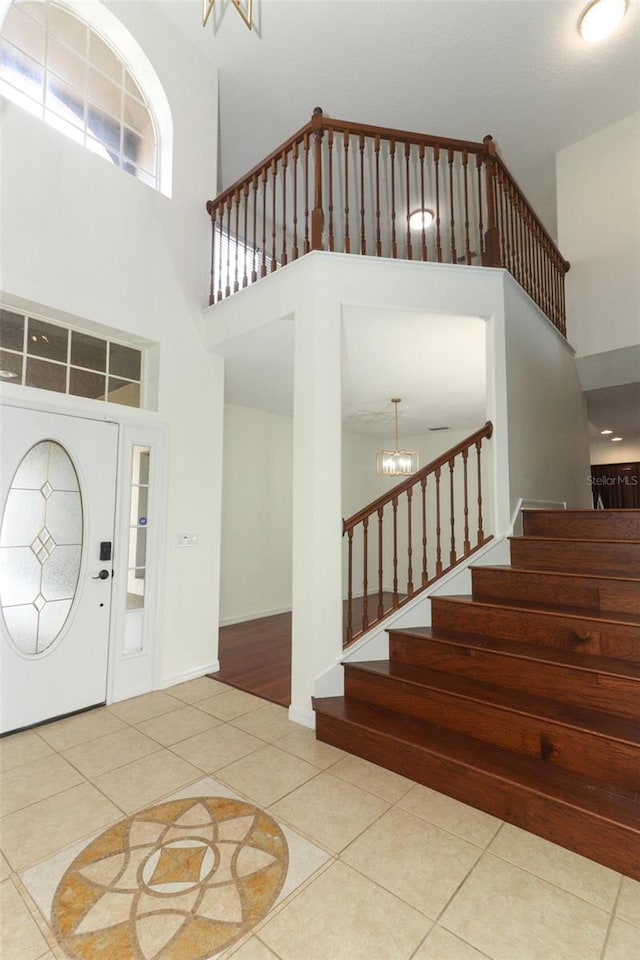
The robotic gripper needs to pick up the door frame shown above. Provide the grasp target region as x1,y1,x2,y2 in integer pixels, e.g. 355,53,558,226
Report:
0,389,168,705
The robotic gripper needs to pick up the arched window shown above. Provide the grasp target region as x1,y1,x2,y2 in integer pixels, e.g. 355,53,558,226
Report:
0,0,172,194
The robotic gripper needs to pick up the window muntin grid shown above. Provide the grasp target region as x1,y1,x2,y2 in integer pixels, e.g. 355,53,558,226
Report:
0,307,143,409
0,0,159,188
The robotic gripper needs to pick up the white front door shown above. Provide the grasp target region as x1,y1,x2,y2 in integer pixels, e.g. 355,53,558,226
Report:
0,405,118,733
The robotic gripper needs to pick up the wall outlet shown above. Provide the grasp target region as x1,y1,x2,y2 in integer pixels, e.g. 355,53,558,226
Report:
177,532,198,547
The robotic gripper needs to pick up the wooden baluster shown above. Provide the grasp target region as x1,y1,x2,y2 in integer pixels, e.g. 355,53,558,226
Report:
476,152,485,261
242,183,249,288
448,148,457,264
476,438,485,544
303,132,310,254
233,190,240,292
271,157,278,271
406,487,414,596
292,142,299,260
344,132,351,253
434,144,442,262
225,198,232,298
462,448,470,554
360,133,366,255
462,150,471,264
435,466,443,575
405,141,412,260
497,170,509,271
421,476,428,585
345,528,353,647
216,206,224,302
375,135,382,256
525,207,534,298
251,175,258,282
362,516,369,631
261,167,268,277
328,128,335,251
419,144,427,261
281,148,288,266
207,204,216,306
392,496,399,606
449,456,457,566
390,139,397,258
311,106,324,250
482,136,500,267
560,258,568,337
377,506,384,619
510,183,520,285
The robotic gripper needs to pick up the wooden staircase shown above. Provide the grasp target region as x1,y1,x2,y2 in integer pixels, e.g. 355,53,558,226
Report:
313,509,640,879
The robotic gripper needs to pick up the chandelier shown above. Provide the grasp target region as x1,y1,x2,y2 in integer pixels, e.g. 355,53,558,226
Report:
203,0,253,30
376,399,420,477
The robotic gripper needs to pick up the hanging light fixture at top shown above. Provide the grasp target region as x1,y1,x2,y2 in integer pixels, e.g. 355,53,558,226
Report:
203,0,253,30
376,399,420,477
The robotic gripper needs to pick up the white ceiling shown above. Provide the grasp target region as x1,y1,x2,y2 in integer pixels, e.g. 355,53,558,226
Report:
156,0,640,237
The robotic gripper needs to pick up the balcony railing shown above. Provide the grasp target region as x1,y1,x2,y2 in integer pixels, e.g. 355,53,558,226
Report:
206,108,570,335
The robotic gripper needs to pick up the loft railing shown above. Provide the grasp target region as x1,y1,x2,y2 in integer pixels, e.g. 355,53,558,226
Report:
342,421,493,648
206,109,570,335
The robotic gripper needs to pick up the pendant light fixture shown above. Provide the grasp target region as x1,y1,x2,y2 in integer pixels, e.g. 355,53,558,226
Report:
376,399,420,477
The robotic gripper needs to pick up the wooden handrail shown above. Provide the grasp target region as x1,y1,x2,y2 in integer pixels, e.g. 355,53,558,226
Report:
344,421,493,533
321,115,488,156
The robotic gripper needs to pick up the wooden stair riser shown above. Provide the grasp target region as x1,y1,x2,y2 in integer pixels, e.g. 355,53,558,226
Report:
510,538,640,576
344,668,640,793
431,598,640,662
389,633,640,722
315,711,640,881
471,567,640,616
522,510,640,540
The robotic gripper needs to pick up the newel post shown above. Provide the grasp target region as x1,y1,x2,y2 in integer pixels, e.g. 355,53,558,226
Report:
482,135,501,268
310,106,325,250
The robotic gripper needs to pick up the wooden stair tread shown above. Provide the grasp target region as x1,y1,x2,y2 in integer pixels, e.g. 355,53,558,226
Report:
436,594,640,627
389,625,640,681
510,536,640,545
348,659,640,745
473,564,640,585
313,696,640,829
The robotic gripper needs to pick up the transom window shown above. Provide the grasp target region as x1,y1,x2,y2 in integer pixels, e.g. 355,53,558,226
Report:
0,0,164,190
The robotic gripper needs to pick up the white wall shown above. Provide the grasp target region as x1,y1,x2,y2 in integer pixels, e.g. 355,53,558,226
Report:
220,404,293,623
557,112,640,357
0,1,224,690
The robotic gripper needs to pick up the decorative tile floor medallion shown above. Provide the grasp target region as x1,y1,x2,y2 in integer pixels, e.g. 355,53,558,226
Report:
50,796,289,960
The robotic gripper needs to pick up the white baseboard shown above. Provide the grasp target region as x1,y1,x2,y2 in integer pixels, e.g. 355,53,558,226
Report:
159,662,220,690
219,607,291,627
288,704,316,729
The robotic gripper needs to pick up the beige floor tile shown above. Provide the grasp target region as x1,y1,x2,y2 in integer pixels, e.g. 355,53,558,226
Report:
413,925,490,959
170,724,264,772
196,689,268,720
0,730,53,772
399,785,502,848
270,772,389,853
342,806,482,918
218,745,319,806
107,690,182,725
604,917,640,960
228,937,281,959
1,753,85,816
91,749,202,814
166,676,229,702
0,879,50,960
440,853,610,960
488,822,621,911
274,726,345,769
36,707,127,751
616,876,640,927
0,782,121,872
328,753,414,802
135,704,220,745
260,860,430,960
61,726,161,779
231,702,299,742
0,852,11,881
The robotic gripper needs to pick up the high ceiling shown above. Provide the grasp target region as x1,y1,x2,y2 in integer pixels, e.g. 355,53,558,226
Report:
156,0,640,237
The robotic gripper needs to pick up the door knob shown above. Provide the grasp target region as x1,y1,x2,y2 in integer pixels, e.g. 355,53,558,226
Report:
92,569,110,580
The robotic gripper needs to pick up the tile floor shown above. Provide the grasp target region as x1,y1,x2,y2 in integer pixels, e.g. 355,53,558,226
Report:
0,676,637,960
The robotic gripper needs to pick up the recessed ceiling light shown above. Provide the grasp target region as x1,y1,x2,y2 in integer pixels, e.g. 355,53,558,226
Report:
579,0,627,43
611,436,623,441
600,429,613,435
408,209,434,231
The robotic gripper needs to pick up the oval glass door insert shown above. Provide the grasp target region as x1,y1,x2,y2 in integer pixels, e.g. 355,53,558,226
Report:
0,440,83,655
